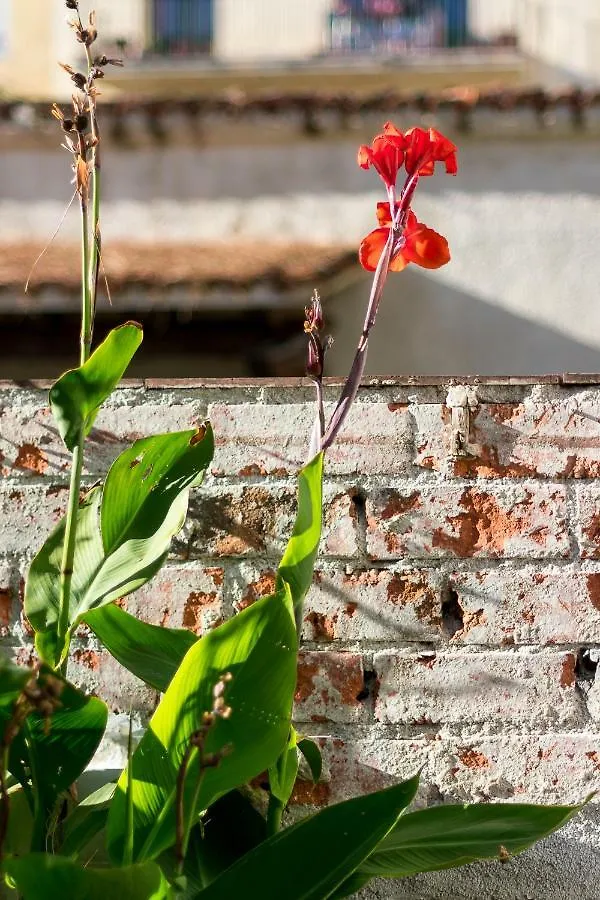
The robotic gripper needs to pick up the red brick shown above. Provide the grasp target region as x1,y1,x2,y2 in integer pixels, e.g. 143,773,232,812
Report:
576,487,600,558
184,484,358,559
122,564,224,635
68,645,158,714
449,568,600,645
0,485,69,554
373,651,586,727
302,567,443,642
295,650,368,724
0,561,14,638
366,484,569,559
309,734,600,806
414,389,600,478
209,402,415,477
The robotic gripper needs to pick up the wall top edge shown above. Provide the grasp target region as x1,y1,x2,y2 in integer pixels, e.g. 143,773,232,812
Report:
2,374,600,392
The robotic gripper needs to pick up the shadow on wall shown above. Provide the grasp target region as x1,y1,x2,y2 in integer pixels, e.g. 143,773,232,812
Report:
327,268,600,376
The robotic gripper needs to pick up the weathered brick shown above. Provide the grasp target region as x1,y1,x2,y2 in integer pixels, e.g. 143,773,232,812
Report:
68,646,159,714
0,396,203,481
0,404,64,480
310,734,600,806
294,650,368,724
414,388,600,478
209,401,414,477
91,400,204,475
0,485,68,554
303,567,443,642
366,484,569,559
576,487,600,558
122,564,224,635
373,650,586,727
0,560,15,638
227,563,279,611
448,568,600,645
183,483,358,559
229,564,443,641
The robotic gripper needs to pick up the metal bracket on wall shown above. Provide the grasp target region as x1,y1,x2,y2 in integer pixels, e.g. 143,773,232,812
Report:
446,385,478,458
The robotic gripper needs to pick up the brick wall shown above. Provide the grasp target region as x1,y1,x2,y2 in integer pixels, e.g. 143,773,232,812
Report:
2,376,600,897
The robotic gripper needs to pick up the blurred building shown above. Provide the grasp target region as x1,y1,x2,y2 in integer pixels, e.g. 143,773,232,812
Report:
0,0,524,100
469,0,600,83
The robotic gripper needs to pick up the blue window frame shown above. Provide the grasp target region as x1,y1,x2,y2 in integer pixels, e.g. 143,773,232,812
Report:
152,0,213,55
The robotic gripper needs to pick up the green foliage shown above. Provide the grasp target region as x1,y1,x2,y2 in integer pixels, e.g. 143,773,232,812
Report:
50,323,143,452
0,655,31,710
192,776,420,900
297,738,323,784
107,584,298,864
6,670,107,850
25,426,214,666
161,791,267,891
277,452,323,624
268,727,299,808
353,801,583,882
84,604,196,694
4,855,172,900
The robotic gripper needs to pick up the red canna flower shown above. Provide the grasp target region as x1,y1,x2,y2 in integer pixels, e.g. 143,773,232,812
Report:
404,126,458,176
359,203,450,273
357,121,408,190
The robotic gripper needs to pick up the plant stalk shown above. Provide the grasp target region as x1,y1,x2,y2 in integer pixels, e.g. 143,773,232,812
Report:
266,793,284,836
56,195,93,671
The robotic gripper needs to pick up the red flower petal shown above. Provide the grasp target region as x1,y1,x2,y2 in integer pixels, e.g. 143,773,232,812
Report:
376,202,393,226
404,127,432,175
428,128,458,175
358,227,391,272
357,145,373,170
388,248,409,273
403,126,458,177
357,126,406,189
403,223,450,269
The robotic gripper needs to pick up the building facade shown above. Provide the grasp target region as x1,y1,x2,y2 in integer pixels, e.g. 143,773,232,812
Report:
469,0,600,83
1,0,478,99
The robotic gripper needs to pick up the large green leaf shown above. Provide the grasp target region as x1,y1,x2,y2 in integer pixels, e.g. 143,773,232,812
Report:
50,323,143,451
341,801,582,892
25,487,104,665
25,426,214,666
7,669,107,849
277,452,323,625
4,854,172,900
107,584,298,864
85,603,197,693
193,775,420,900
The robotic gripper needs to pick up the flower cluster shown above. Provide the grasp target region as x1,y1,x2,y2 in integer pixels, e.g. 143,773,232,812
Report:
357,123,457,273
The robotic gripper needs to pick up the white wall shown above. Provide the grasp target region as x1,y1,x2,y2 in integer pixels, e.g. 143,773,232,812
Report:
517,0,600,82
214,0,332,61
468,0,518,41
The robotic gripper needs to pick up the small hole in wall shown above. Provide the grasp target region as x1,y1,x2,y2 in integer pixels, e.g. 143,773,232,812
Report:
349,489,366,516
441,587,464,639
356,669,377,702
575,648,598,682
